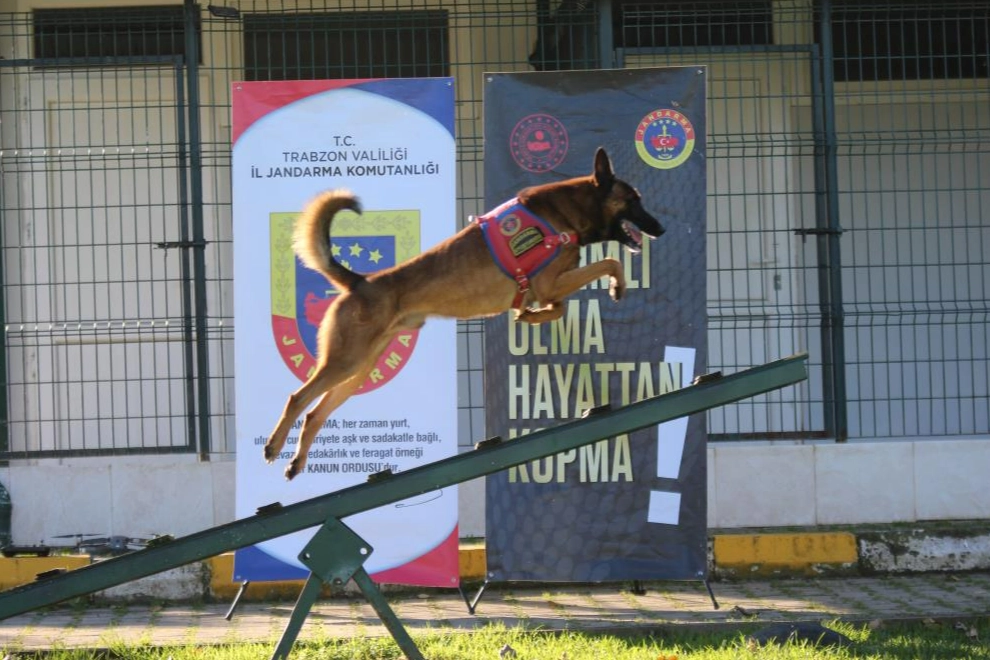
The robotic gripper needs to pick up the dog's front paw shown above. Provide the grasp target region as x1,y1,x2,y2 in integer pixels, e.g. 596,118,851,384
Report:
610,277,626,301
263,442,278,464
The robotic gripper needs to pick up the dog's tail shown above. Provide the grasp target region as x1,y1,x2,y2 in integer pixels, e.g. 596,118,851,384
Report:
293,189,364,290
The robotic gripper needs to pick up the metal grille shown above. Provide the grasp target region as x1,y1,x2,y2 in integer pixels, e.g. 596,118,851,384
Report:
618,1,830,439
0,9,209,457
827,0,990,437
616,0,989,440
1,1,987,460
241,10,450,81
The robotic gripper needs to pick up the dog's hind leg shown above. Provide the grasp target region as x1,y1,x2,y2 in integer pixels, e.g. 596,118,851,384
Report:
285,375,365,480
263,377,334,465
284,332,396,480
264,293,378,469
516,301,568,324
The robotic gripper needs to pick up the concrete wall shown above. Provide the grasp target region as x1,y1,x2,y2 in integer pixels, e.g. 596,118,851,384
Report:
2,438,987,546
706,438,990,529
1,455,235,544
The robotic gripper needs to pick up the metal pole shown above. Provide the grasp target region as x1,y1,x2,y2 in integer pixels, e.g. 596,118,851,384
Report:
0,172,7,458
183,0,213,457
819,0,849,441
173,61,199,452
810,45,837,439
597,0,614,68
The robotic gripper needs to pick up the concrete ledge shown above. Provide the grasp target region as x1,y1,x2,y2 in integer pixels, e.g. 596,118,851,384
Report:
98,563,209,602
858,528,990,574
3,523,988,601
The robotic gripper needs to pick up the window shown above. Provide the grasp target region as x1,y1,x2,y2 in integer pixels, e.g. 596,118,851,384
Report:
33,5,195,62
615,0,773,49
822,0,990,81
242,11,449,81
530,0,598,71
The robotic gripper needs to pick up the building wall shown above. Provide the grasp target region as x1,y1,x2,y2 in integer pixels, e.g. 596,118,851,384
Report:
5,437,990,544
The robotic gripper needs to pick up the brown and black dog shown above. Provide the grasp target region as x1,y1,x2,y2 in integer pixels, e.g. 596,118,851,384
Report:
265,147,665,480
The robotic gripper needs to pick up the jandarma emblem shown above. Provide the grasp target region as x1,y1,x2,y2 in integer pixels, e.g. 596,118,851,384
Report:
635,108,696,170
510,113,569,173
499,213,522,236
269,209,421,391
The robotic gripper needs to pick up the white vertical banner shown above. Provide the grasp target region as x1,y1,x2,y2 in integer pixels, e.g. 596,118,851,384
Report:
231,79,459,587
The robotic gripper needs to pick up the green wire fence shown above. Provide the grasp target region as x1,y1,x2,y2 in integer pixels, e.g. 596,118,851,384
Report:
0,0,986,459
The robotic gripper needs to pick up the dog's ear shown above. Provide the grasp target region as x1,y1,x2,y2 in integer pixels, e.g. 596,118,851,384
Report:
593,147,614,187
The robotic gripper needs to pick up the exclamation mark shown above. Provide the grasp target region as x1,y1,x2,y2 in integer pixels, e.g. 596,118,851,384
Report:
647,346,696,526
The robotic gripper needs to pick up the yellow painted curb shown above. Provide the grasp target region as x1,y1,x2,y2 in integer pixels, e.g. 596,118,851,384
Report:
208,545,489,599
0,547,490,597
0,555,91,591
459,546,486,581
2,535,861,595
713,532,858,576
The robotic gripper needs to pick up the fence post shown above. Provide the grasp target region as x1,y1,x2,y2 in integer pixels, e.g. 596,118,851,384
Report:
818,0,849,441
598,0,614,68
0,182,6,456
184,0,213,457
174,60,200,452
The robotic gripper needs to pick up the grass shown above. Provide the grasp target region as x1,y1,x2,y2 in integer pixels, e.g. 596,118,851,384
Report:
8,619,989,660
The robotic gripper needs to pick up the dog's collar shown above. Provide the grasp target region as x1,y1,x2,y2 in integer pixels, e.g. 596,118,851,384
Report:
474,198,578,310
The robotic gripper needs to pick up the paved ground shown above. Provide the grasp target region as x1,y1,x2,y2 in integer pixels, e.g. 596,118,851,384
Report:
1,572,989,652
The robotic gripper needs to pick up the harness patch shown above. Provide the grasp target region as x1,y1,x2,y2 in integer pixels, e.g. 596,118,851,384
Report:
509,226,546,256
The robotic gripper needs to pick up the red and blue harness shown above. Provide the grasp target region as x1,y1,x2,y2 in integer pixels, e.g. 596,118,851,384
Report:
474,198,578,310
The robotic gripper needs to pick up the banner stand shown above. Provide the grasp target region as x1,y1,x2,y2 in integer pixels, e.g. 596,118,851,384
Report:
632,578,719,609
231,77,460,589
482,67,711,585
461,575,717,617
224,580,251,620
459,577,491,615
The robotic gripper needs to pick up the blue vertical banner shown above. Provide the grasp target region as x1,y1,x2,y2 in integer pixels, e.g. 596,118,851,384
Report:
231,78,459,587
483,68,708,581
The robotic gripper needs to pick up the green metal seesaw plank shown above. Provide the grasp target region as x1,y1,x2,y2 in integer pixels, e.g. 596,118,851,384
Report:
0,353,807,619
